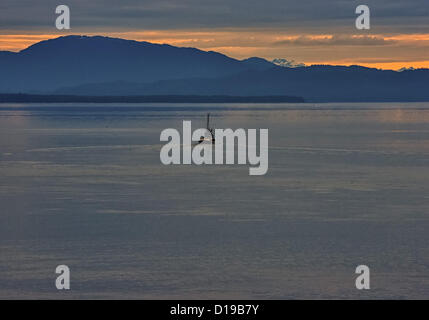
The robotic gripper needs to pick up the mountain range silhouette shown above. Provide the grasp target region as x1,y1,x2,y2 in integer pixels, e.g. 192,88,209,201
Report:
1,35,428,102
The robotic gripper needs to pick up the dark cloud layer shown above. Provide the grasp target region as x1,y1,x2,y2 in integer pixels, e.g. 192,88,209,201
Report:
0,0,427,33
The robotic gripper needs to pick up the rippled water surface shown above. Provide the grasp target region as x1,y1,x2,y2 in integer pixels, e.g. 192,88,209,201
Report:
0,102,428,299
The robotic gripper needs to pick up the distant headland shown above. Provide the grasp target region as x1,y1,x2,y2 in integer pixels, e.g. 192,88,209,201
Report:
1,36,429,102
0,93,305,103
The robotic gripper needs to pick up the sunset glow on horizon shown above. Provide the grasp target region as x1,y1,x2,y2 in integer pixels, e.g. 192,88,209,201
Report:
1,31,429,71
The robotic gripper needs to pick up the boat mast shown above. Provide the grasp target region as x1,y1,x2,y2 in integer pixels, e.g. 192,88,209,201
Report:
207,113,215,142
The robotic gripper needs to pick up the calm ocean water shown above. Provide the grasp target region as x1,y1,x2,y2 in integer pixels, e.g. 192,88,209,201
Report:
0,102,428,299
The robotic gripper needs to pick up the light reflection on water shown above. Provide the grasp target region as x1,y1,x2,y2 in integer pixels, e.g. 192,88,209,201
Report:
0,103,428,299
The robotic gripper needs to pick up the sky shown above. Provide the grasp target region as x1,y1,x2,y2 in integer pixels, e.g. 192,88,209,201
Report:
0,0,428,69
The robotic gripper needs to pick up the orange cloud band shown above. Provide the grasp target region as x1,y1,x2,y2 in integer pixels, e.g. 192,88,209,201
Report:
1,31,429,70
